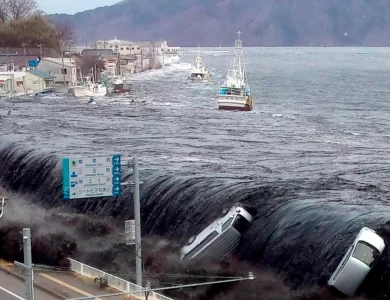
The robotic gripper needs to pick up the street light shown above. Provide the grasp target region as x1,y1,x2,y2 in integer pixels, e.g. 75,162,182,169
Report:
0,196,8,218
66,272,255,300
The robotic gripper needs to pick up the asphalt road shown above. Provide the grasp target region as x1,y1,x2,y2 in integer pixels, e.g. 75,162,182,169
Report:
0,270,59,300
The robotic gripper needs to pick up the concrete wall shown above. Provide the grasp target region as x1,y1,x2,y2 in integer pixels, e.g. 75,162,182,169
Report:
23,72,46,91
0,72,25,96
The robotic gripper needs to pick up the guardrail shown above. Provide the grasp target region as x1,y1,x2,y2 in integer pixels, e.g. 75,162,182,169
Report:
68,258,174,300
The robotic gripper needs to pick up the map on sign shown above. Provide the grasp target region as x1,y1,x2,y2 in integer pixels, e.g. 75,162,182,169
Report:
62,155,122,200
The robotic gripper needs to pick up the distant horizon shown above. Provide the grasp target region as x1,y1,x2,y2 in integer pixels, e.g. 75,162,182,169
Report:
72,44,390,48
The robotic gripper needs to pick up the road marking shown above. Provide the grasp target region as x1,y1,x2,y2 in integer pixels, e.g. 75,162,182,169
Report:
0,285,24,299
38,273,103,300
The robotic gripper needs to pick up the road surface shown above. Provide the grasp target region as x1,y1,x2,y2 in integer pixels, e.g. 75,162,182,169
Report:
0,270,58,300
0,266,130,300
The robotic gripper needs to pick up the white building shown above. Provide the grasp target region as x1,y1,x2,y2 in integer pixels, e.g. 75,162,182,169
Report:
36,57,79,85
0,63,54,98
95,38,180,56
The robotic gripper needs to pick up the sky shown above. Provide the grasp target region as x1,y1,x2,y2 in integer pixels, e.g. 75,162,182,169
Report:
36,0,121,14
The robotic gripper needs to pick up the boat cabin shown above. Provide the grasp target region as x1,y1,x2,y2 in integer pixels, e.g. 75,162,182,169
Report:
219,87,250,96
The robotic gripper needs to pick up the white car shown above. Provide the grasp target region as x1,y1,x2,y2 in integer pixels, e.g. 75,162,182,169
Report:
180,205,254,261
328,227,385,296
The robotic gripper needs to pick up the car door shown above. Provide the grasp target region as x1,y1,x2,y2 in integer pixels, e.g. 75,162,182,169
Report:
330,244,354,283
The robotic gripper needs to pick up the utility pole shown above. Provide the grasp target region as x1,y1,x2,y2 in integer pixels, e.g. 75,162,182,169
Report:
68,40,73,64
61,40,67,88
132,158,142,287
140,46,143,71
152,39,155,69
23,228,34,300
162,46,165,68
6,47,10,65
21,42,28,69
117,52,121,76
123,157,143,287
85,41,88,49
38,44,43,60
14,228,35,300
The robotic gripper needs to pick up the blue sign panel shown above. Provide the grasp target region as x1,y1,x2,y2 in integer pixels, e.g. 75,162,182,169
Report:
62,155,121,200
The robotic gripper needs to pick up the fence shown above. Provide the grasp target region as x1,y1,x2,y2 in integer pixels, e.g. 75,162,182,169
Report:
68,258,174,300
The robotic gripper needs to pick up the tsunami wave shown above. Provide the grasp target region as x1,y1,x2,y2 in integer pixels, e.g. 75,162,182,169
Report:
0,142,390,299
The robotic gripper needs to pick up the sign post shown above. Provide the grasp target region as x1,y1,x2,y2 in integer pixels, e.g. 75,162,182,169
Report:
62,155,143,287
62,155,122,199
14,228,34,300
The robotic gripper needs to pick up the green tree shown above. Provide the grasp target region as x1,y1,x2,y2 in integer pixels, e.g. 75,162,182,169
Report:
0,0,75,50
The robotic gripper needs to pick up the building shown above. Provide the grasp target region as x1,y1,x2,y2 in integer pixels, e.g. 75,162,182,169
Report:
119,55,138,74
95,38,180,56
81,48,138,75
81,49,118,76
36,57,79,85
24,69,55,91
0,67,24,98
0,63,54,98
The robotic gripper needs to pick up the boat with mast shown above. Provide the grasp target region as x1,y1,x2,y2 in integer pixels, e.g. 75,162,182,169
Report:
188,48,211,82
69,68,107,98
217,30,252,111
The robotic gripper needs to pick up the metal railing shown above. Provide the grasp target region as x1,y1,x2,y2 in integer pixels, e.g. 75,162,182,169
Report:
68,258,174,300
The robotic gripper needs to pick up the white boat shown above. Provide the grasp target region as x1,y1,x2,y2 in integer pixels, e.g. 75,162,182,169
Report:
180,205,254,261
188,50,211,82
69,72,107,98
217,30,253,111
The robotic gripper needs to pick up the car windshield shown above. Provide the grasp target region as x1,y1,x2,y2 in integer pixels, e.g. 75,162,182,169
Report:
352,241,380,267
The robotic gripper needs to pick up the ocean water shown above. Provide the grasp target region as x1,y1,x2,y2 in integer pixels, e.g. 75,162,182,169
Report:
0,47,390,299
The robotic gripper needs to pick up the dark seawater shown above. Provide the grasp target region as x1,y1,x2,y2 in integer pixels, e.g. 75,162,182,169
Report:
0,47,390,299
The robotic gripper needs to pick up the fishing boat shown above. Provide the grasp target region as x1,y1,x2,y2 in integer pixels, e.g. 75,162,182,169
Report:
69,68,107,98
111,79,130,94
188,49,211,82
217,30,252,111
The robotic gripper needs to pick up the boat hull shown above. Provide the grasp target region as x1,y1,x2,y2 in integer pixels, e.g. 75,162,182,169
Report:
69,86,107,98
217,95,252,111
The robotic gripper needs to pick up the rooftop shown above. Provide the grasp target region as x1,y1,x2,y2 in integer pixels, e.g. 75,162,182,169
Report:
28,69,55,80
81,49,115,57
41,57,76,68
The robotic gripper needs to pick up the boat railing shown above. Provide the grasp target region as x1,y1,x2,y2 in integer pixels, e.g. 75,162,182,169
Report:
218,87,250,96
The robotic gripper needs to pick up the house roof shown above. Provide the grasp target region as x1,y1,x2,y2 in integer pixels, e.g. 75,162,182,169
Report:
82,49,115,56
28,69,55,80
120,55,137,60
41,57,76,68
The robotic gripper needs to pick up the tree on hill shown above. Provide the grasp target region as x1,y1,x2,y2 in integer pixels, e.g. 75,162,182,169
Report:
0,0,75,50
0,0,38,22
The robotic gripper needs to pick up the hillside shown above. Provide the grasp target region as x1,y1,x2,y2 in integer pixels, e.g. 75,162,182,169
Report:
51,0,390,46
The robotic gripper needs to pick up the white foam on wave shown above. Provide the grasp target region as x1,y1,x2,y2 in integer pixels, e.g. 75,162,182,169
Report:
128,63,192,82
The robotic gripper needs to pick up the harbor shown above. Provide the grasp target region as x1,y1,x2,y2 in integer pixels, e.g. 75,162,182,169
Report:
0,38,181,99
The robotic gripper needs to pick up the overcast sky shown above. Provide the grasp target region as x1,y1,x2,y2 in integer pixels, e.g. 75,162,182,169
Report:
37,0,121,14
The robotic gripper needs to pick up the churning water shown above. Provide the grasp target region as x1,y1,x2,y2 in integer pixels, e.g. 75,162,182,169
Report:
1,47,390,299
